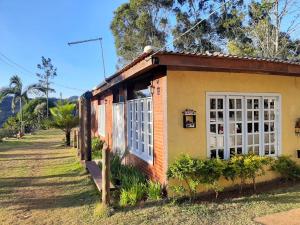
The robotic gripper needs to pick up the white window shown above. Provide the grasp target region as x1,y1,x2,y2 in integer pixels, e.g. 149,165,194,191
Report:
127,97,153,163
98,104,105,137
207,93,281,159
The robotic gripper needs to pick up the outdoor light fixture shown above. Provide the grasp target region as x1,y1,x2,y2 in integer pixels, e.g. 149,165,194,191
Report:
149,82,155,95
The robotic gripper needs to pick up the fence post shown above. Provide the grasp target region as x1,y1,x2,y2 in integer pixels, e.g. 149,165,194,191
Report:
102,143,110,205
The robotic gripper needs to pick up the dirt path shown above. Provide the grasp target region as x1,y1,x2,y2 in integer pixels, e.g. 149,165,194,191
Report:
0,130,99,225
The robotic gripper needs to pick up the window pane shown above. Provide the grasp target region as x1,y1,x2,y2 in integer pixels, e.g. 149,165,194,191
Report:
229,99,235,109
270,100,275,109
270,145,275,154
264,99,268,109
217,111,223,122
210,150,216,158
254,111,259,120
270,111,275,120
210,136,217,148
236,99,242,109
218,149,224,159
236,123,242,133
264,145,269,155
237,147,242,154
210,99,216,109
218,124,224,134
237,135,242,145
229,123,236,134
254,123,259,132
217,99,223,109
254,146,259,155
210,124,216,134
236,111,242,121
210,112,216,122
247,111,252,120
254,99,259,109
229,111,235,121
264,111,269,120
229,136,235,146
248,123,253,133
254,134,259,144
248,135,253,145
217,136,224,148
247,99,252,109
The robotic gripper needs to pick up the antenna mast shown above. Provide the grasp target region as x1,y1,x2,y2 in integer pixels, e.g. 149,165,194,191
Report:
68,37,107,81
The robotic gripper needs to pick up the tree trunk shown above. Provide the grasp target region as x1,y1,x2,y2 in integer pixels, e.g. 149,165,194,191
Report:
253,177,256,193
19,99,23,136
66,131,71,146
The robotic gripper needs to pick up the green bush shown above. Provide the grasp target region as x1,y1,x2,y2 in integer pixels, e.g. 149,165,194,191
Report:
271,155,300,182
110,154,146,189
228,155,271,192
167,154,203,200
120,183,146,206
0,128,15,141
147,181,162,200
92,137,103,159
200,158,225,198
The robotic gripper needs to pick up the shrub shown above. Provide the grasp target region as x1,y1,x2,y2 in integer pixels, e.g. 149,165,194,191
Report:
0,128,15,141
110,154,146,189
228,154,271,193
271,155,300,182
167,154,203,200
147,181,162,200
120,183,146,206
92,137,103,159
199,158,225,198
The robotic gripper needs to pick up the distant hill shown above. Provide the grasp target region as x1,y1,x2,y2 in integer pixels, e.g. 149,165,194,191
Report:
0,96,78,127
0,96,20,127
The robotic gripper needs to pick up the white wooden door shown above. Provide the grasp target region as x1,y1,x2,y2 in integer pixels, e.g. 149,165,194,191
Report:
112,103,125,156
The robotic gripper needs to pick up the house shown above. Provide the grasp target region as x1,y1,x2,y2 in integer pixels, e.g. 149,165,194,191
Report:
88,49,300,185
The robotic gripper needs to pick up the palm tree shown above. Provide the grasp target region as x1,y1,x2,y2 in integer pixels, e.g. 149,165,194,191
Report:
50,101,79,146
0,75,46,135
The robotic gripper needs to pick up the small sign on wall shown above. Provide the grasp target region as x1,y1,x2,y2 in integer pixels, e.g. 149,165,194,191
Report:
182,109,196,128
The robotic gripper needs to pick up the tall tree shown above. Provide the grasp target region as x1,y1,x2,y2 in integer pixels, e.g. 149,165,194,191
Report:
111,0,174,65
36,56,57,118
228,0,300,59
0,75,45,135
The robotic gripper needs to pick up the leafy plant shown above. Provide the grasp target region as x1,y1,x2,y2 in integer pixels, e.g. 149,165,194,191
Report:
92,137,103,159
147,181,162,200
167,154,203,200
50,101,79,146
120,183,146,206
271,155,300,182
199,158,225,198
229,155,271,193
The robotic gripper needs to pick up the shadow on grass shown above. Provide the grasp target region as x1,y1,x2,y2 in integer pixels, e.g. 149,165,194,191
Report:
0,156,73,161
1,189,99,211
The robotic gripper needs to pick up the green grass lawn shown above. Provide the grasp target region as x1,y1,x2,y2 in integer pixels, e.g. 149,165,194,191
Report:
0,129,300,224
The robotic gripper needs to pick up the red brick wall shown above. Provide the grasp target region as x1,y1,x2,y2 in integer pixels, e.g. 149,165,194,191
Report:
126,74,167,184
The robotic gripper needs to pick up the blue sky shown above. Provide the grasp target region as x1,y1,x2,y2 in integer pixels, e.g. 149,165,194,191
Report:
0,0,127,98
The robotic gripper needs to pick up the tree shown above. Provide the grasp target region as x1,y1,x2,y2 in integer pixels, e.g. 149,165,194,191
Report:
111,0,174,65
50,102,79,146
228,0,300,59
0,75,45,135
36,56,57,118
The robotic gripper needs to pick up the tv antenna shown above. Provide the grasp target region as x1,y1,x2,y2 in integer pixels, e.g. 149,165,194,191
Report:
68,37,107,81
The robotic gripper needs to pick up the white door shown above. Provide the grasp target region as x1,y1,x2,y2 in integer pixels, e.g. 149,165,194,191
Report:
112,103,125,156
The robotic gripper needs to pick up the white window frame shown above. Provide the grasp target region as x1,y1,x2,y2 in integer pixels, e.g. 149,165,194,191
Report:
98,104,106,137
127,97,153,164
206,92,281,159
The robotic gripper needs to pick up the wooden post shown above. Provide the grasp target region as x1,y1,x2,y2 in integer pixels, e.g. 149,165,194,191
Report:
102,143,110,205
83,93,92,161
79,97,85,160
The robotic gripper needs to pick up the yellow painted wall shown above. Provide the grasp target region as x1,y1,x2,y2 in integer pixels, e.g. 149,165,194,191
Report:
167,70,300,186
